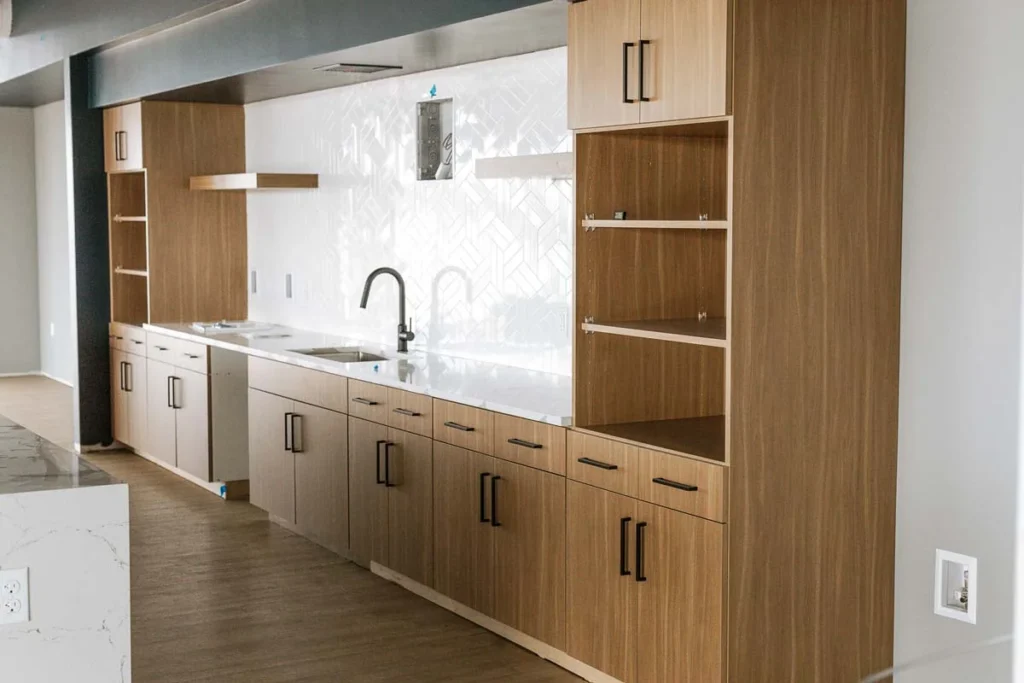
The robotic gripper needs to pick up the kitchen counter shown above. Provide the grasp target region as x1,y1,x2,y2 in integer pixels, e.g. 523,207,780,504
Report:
144,323,573,426
0,417,119,495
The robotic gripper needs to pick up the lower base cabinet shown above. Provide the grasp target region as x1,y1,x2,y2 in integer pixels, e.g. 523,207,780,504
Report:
146,358,178,468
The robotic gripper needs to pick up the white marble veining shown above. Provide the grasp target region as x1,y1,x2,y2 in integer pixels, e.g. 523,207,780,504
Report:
147,322,573,426
0,484,131,683
0,416,119,495
245,48,573,375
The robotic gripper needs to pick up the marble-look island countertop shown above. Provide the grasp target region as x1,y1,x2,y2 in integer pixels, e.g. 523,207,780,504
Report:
0,417,119,495
145,323,573,426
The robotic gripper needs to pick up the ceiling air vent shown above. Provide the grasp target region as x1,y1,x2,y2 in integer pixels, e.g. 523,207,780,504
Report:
314,63,402,75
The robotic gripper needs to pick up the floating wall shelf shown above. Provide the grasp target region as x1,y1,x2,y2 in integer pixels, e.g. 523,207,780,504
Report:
189,173,319,191
475,152,573,180
113,215,147,223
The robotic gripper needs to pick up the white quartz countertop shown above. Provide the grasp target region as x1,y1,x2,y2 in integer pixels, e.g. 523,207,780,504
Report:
144,323,573,427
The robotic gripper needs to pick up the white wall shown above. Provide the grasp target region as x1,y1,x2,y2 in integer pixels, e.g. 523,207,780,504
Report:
897,1,1024,680
0,107,40,375
33,101,73,384
245,48,572,375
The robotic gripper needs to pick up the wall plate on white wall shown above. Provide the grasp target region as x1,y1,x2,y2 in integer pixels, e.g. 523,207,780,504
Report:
934,549,977,624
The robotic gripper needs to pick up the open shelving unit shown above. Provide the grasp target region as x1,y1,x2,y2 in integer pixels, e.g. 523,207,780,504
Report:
108,171,150,325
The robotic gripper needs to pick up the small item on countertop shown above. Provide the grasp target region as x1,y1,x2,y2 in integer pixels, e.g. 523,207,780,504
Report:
613,210,627,220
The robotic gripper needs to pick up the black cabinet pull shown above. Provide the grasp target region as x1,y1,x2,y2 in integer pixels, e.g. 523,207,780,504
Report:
384,442,395,487
119,361,126,392
490,475,502,527
166,376,173,408
131,339,144,346
171,377,182,409
577,457,618,471
392,408,421,417
479,472,491,523
652,477,698,492
125,362,133,393
184,353,201,360
352,397,379,406
638,39,651,102
622,42,636,103
113,131,122,161
155,346,169,351
620,517,632,576
376,440,387,484
508,438,542,450
635,522,647,582
444,421,474,432
290,414,303,453
284,412,294,451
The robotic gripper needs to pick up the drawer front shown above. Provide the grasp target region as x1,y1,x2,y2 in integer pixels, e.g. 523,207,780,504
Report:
637,448,727,523
567,431,639,498
348,379,389,423
109,322,145,353
432,399,494,455
387,388,433,437
174,337,209,375
248,356,348,413
493,414,566,475
146,332,179,364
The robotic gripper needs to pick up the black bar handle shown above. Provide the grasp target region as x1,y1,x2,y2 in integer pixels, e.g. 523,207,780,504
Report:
508,438,542,450
284,412,294,451
184,353,201,360
376,440,387,484
125,362,133,393
131,339,144,346
653,477,698,492
392,408,421,417
119,361,126,392
638,39,651,102
622,42,636,103
490,475,502,527
636,522,647,582
166,376,173,408
479,472,491,523
154,346,169,351
171,377,182,410
620,517,632,576
444,421,475,432
352,397,379,406
384,442,395,487
577,457,618,471
290,414,303,453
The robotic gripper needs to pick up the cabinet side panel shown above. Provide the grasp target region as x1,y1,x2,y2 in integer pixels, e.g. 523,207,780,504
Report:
728,1,905,681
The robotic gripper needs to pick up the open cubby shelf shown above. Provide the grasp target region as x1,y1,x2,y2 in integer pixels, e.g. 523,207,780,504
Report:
582,317,726,348
113,215,147,223
580,415,726,464
114,268,149,278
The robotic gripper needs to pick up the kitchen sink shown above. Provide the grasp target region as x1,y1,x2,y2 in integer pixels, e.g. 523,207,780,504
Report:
290,347,389,364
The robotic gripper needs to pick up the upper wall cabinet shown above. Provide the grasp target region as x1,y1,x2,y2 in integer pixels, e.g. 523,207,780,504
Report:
568,0,730,130
103,102,144,172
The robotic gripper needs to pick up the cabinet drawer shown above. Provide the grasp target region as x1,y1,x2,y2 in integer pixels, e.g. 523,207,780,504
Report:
248,356,348,413
567,431,639,498
493,414,566,475
433,400,494,455
109,322,145,353
387,388,432,438
146,332,179,364
174,337,209,375
348,380,389,423
637,448,727,523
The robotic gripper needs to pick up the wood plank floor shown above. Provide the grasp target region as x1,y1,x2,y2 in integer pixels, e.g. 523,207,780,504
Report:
0,377,581,683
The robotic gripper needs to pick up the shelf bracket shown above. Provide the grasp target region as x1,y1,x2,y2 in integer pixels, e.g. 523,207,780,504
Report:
584,316,595,334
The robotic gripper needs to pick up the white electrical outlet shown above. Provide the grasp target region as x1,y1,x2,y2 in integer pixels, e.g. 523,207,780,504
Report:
935,550,976,624
0,567,29,625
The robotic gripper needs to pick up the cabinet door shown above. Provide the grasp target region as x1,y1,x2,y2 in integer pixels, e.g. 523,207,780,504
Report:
248,388,295,523
566,481,639,682
568,0,641,130
110,348,130,445
348,417,389,568
103,103,144,172
636,503,725,683
386,428,433,586
294,404,349,555
175,368,211,481
492,459,566,649
433,442,495,615
639,0,729,124
145,358,177,467
124,353,148,451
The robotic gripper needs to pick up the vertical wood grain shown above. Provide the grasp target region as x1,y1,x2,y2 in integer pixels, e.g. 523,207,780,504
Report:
145,358,178,468
386,428,434,586
294,404,349,555
348,416,390,568
174,367,211,482
247,388,294,523
568,0,641,130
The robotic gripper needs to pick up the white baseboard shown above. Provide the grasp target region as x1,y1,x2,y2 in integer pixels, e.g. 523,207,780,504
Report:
37,371,74,387
0,370,73,387
125,448,229,499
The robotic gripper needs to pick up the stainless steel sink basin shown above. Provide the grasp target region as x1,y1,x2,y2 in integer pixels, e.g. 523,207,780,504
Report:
290,347,388,364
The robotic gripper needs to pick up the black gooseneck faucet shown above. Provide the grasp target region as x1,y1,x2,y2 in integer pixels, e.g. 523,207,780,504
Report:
360,267,416,353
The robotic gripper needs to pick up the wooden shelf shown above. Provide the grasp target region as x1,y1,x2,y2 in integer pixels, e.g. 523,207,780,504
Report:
583,317,726,347
189,173,319,191
114,267,149,278
113,215,147,223
581,415,726,463
583,218,729,230
475,152,573,179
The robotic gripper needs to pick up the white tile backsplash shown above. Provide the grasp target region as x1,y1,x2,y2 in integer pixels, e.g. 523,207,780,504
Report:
246,48,572,375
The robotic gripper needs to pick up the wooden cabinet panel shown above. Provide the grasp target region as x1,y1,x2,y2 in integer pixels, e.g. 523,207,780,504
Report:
248,356,348,413
433,400,494,455
145,358,177,467
432,442,496,616
568,0,642,130
639,0,730,124
173,337,209,375
492,459,566,649
566,481,638,683
567,431,640,498
294,404,349,555
386,428,434,586
146,333,178,364
110,348,130,445
103,103,144,173
387,388,433,438
348,379,389,423
248,388,295,523
493,414,566,475
175,368,211,481
348,417,389,568
124,352,148,451
636,503,725,683
638,448,727,522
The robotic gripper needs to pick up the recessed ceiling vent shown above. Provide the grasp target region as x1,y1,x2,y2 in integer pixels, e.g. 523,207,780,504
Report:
314,63,402,75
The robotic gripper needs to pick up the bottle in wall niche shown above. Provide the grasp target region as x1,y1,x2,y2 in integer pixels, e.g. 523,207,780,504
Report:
417,98,454,181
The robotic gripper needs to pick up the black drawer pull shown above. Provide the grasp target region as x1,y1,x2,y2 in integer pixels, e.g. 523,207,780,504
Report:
490,475,502,527
154,346,169,351
284,412,294,451
620,517,632,576
290,414,303,453
352,397,379,406
131,339,144,345
375,440,387,484
508,438,542,449
393,408,421,417
384,442,395,487
652,477,698,492
578,457,618,471
184,353,201,360
635,522,647,582
445,421,474,432
479,472,491,523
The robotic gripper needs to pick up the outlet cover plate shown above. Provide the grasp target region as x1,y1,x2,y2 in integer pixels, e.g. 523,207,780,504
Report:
0,567,29,625
934,549,977,624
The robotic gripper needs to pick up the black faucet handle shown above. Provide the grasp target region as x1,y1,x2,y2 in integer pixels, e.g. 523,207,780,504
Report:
399,317,416,342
